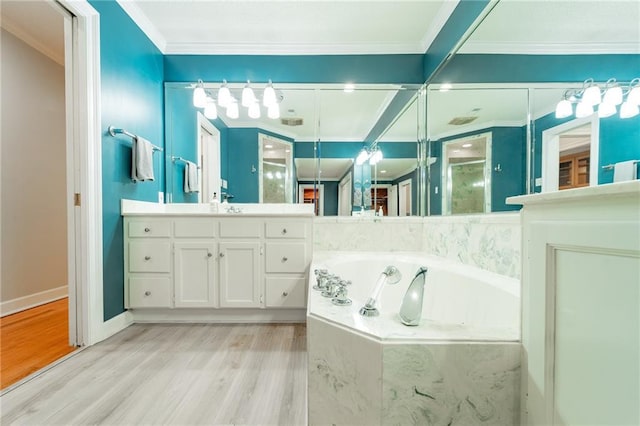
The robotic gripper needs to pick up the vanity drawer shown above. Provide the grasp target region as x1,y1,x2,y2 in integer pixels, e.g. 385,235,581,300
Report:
265,242,308,273
265,276,307,308
219,220,262,238
174,219,216,238
128,276,172,308
265,222,308,239
128,241,171,273
128,220,171,238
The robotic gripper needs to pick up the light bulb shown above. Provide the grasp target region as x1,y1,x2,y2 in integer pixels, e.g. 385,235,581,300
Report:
355,149,369,165
582,85,601,106
267,103,280,119
603,86,623,106
263,81,277,107
620,101,639,119
555,99,573,119
248,102,260,119
226,101,239,119
218,82,232,107
193,87,207,108
598,101,616,118
369,149,383,165
204,100,217,119
343,83,355,93
242,82,256,107
628,86,640,105
575,101,593,118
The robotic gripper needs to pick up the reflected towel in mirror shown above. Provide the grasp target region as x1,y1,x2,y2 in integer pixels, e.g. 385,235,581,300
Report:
131,136,154,182
613,160,637,183
184,161,199,193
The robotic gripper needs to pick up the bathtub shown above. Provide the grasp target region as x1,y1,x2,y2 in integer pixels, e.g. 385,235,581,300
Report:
307,252,521,426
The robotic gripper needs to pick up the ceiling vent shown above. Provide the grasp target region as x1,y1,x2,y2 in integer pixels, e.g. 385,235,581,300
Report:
281,117,304,126
448,116,478,125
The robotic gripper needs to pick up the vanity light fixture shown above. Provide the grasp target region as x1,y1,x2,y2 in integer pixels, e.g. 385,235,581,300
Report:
263,80,277,107
267,102,280,119
248,102,261,119
192,80,207,108
555,77,640,120
226,100,239,119
204,100,218,120
218,80,233,108
462,143,472,148
242,81,257,107
355,148,369,165
369,148,383,165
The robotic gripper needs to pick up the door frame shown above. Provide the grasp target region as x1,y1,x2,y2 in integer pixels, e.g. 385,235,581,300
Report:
398,178,412,216
338,172,352,216
196,112,221,203
541,115,599,193
298,184,324,216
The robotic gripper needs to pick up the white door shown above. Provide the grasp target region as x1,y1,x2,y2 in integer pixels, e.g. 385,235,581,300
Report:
338,173,352,216
174,242,217,307
398,179,412,216
219,242,261,308
197,113,221,203
388,184,398,216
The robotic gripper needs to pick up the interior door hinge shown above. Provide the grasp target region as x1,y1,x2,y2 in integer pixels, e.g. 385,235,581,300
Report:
74,193,81,206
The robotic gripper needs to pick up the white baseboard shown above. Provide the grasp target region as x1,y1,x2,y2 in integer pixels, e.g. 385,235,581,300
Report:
0,286,68,317
131,308,306,323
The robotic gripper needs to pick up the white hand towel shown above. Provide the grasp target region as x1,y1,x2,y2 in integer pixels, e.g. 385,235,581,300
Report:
131,136,155,182
184,161,200,193
613,160,637,183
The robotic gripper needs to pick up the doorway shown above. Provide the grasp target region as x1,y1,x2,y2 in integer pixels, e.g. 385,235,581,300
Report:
0,0,81,389
541,116,599,192
338,173,352,216
298,184,324,216
398,179,412,216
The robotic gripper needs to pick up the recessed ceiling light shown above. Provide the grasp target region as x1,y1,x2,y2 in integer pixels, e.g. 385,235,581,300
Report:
344,83,355,93
462,143,472,148
265,144,273,148
453,149,460,153
380,170,387,173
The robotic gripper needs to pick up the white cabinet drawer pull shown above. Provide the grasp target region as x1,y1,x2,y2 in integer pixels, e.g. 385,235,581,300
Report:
207,252,213,258
282,292,288,297
219,252,225,258
282,257,288,262
281,228,287,235
144,256,151,261
144,291,151,296
144,227,150,233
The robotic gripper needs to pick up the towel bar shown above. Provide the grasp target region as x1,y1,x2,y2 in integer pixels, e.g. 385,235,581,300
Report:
108,125,163,152
602,160,640,170
172,156,201,169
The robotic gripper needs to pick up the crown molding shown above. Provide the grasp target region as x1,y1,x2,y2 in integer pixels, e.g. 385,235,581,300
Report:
458,41,640,55
163,41,425,55
116,0,167,53
420,0,460,52
0,15,64,65
432,119,525,140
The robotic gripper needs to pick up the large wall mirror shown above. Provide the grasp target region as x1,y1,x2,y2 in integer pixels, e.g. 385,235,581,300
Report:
425,0,639,216
164,83,422,216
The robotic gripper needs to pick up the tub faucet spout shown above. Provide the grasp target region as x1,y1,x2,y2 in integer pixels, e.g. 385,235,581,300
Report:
359,266,402,317
399,267,428,326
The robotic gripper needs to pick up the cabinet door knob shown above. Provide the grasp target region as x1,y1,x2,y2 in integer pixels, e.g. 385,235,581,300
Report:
282,257,288,262
144,227,150,233
219,252,225,258
282,291,288,297
281,228,287,235
144,291,151,296
207,252,213,258
144,256,151,261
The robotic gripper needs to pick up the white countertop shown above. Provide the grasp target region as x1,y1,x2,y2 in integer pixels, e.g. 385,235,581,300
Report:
121,199,315,216
507,181,640,206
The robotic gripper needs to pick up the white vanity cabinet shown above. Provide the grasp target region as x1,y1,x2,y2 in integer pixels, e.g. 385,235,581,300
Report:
264,220,310,308
218,219,262,308
173,218,217,308
124,218,172,308
122,207,313,321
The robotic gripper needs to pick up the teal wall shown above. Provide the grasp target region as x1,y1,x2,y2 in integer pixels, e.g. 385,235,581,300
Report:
89,0,165,320
295,141,416,159
298,181,339,216
392,169,419,216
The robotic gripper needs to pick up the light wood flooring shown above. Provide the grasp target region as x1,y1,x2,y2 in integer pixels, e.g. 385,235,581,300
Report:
1,323,307,425
1,298,76,390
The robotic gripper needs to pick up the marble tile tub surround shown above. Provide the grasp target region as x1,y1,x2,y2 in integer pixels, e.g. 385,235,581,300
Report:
308,316,521,426
314,213,521,278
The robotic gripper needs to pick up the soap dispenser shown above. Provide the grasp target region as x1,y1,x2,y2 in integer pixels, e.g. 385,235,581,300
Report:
399,267,428,326
210,192,219,213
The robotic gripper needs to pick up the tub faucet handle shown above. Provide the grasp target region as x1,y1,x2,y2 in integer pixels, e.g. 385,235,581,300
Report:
331,284,352,306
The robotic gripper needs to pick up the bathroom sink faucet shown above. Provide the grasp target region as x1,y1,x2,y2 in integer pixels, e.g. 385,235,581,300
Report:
225,205,242,214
